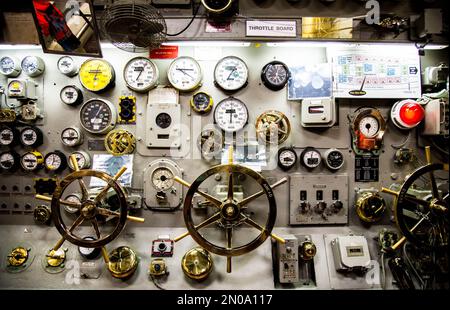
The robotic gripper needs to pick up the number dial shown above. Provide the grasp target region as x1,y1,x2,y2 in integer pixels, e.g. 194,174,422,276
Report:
57,56,78,76
21,56,45,77
358,116,380,138
277,147,297,171
124,57,159,92
0,151,20,171
0,56,21,77
79,59,115,92
44,150,67,173
300,147,321,169
68,151,91,170
213,97,248,133
20,151,44,171
214,56,249,92
323,148,344,170
19,127,43,147
261,61,290,91
60,85,83,106
167,56,202,92
79,99,117,134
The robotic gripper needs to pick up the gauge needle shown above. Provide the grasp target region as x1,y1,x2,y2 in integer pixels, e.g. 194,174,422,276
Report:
227,67,236,80
135,62,147,81
92,64,100,81
176,68,194,79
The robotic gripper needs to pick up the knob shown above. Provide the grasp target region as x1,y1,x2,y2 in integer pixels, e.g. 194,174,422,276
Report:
286,247,292,253
299,201,310,213
315,201,327,214
299,241,317,261
332,200,343,212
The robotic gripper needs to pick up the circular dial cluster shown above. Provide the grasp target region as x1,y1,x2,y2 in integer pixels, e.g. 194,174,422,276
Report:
214,97,248,133
79,59,115,93
124,57,159,92
60,85,83,106
0,151,20,171
79,99,117,134
152,167,175,191
0,56,21,77
68,151,91,170
323,148,344,170
20,126,43,147
21,56,45,77
300,147,321,169
167,56,202,92
57,56,78,76
61,126,83,147
261,61,290,91
358,116,380,138
44,151,67,173
214,56,249,92
190,92,213,114
277,147,297,171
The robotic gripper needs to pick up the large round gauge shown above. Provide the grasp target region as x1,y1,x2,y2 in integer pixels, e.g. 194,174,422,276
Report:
0,56,21,77
61,126,83,147
20,126,43,147
277,147,297,171
20,151,44,172
155,113,172,129
79,58,115,93
261,61,290,91
300,147,321,169
68,151,91,170
44,150,67,173
152,167,175,191
323,148,344,171
57,56,78,76
79,99,117,134
63,194,82,214
0,126,19,146
21,56,45,77
190,92,213,114
358,115,380,138
214,56,249,92
60,85,83,106
167,56,202,92
124,57,159,92
213,97,248,133
0,150,20,172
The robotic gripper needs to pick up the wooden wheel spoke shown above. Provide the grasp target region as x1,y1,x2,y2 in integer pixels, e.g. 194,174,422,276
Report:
96,207,145,223
226,227,233,273
78,178,90,201
35,194,82,209
69,215,84,233
242,215,285,243
91,217,101,239
238,177,288,207
174,176,222,209
428,171,440,199
94,166,127,203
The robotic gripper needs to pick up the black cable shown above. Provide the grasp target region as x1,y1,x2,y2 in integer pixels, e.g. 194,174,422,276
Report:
163,3,201,37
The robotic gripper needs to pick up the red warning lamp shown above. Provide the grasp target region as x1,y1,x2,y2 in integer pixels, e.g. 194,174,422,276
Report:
391,100,425,129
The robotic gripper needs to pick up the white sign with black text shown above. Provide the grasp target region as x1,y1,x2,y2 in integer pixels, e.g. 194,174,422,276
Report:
246,20,297,37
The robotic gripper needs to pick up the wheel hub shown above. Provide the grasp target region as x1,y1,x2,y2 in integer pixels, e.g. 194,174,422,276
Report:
221,201,240,221
81,201,97,219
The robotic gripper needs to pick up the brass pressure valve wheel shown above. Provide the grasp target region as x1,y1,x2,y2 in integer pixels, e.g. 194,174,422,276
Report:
173,147,287,273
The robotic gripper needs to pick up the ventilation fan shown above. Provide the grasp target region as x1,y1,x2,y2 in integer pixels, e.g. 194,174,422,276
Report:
101,0,167,53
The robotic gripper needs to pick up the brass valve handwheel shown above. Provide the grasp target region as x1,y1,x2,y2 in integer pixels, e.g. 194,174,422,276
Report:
174,147,286,273
255,110,291,145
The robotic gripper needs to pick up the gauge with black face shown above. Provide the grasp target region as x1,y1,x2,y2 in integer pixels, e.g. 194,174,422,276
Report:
323,148,344,171
261,61,290,91
60,85,83,106
155,113,172,129
20,151,44,172
0,150,20,172
79,99,117,134
191,92,213,114
0,126,19,147
277,147,297,171
300,147,321,169
20,126,43,147
44,150,67,173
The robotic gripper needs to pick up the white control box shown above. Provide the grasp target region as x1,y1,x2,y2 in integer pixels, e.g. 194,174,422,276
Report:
331,235,371,273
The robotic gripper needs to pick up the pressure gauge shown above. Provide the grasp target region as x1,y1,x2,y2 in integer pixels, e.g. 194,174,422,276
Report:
214,56,249,92
155,113,172,129
78,236,101,259
0,150,20,172
152,167,175,191
190,92,213,114
300,147,321,169
124,57,159,92
63,194,81,214
34,205,51,224
61,126,84,147
68,151,91,170
79,58,115,93
20,151,44,172
261,61,290,91
44,150,67,173
323,148,344,171
79,99,117,134
358,115,380,138
277,147,297,171
213,97,248,133
21,56,45,77
7,80,26,98
167,56,202,92
0,56,21,77
60,85,83,106
0,126,19,146
19,126,43,147
351,108,386,154
57,56,78,76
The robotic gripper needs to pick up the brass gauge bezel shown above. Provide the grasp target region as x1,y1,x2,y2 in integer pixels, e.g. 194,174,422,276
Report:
107,246,139,279
181,247,213,281
355,192,386,223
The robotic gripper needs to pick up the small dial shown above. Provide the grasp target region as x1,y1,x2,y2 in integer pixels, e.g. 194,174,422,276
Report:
214,56,249,92
21,56,45,77
0,151,20,172
0,126,19,146
79,59,115,93
63,194,81,214
358,116,380,138
21,151,44,172
155,113,172,129
61,126,83,147
323,148,344,171
60,85,83,106
79,99,117,134
57,56,78,76
167,56,202,92
44,150,67,173
214,97,248,133
261,61,290,91
20,126,43,147
68,151,91,170
78,236,101,259
277,147,297,171
190,92,213,114
152,167,175,191
7,80,25,98
0,56,21,77
124,57,159,92
300,147,321,169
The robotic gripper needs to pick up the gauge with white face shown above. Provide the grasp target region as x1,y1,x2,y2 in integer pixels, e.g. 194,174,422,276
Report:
124,57,159,92
44,151,67,173
79,99,117,134
68,151,91,170
358,116,380,138
0,151,20,171
277,147,297,171
21,151,43,172
167,56,202,92
214,97,248,133
57,56,78,76
61,126,83,147
300,147,321,169
152,167,174,191
64,194,81,214
60,85,83,106
0,126,18,146
20,126,43,147
21,56,45,77
214,56,249,92
0,56,21,77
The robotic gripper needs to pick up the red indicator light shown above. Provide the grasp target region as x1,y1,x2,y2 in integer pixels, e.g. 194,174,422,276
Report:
399,102,424,126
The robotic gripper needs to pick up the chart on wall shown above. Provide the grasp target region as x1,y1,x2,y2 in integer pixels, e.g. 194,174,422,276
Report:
329,47,421,99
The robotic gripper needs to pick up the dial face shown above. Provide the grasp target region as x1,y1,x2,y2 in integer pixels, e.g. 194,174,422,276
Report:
57,56,78,76
79,99,116,134
214,97,248,133
20,127,41,147
79,59,115,92
21,56,44,76
64,194,81,214
152,167,174,191
0,56,21,76
358,116,380,138
214,56,249,91
68,151,91,170
44,151,66,172
8,80,24,96
78,237,100,258
21,152,40,171
0,127,15,146
61,127,82,147
278,148,297,170
325,149,344,170
60,85,82,105
0,152,17,170
167,57,202,91
124,57,159,92
155,113,172,129
191,92,213,113
262,62,289,90
301,147,321,169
